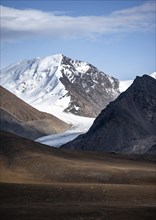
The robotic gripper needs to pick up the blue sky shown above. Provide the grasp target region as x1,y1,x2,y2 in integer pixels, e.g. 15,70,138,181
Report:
1,0,155,80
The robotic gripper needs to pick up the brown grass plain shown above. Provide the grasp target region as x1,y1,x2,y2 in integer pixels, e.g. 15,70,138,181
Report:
0,131,156,220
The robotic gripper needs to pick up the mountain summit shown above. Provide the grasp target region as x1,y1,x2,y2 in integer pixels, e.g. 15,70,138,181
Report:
62,75,156,154
0,54,120,117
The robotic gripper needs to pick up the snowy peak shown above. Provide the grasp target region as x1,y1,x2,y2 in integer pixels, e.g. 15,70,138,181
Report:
60,55,118,88
59,56,120,116
0,54,120,117
1,54,70,110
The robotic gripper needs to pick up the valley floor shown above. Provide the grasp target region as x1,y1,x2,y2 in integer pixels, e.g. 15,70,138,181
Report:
1,182,156,220
1,131,156,220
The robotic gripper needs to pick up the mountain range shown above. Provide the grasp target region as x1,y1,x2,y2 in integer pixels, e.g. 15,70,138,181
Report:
1,53,156,220
0,54,156,154
62,75,156,154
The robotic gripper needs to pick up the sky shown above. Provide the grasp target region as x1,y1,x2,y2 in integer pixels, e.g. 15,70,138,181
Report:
0,0,156,80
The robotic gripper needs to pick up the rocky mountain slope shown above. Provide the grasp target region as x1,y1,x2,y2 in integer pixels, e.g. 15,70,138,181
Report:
0,54,120,117
0,86,69,139
62,75,156,154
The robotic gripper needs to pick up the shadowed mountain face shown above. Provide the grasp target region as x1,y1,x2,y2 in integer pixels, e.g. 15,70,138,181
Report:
62,75,156,154
0,86,69,139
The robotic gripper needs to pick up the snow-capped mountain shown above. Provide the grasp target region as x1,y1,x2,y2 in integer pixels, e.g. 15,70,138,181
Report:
0,54,120,117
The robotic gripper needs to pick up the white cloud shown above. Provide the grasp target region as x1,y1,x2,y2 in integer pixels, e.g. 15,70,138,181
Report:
1,1,155,41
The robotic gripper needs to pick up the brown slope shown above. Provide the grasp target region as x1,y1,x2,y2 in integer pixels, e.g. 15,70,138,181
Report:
0,130,156,220
0,86,70,139
0,108,44,139
0,130,156,185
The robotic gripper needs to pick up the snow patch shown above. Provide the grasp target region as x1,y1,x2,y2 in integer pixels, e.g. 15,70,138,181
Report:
119,80,133,92
150,72,156,79
119,72,156,93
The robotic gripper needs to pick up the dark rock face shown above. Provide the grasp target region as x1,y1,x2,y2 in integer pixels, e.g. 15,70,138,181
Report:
60,56,120,117
61,75,156,154
146,144,156,155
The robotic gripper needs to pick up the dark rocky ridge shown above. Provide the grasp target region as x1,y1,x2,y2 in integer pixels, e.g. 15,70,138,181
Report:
61,75,156,154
